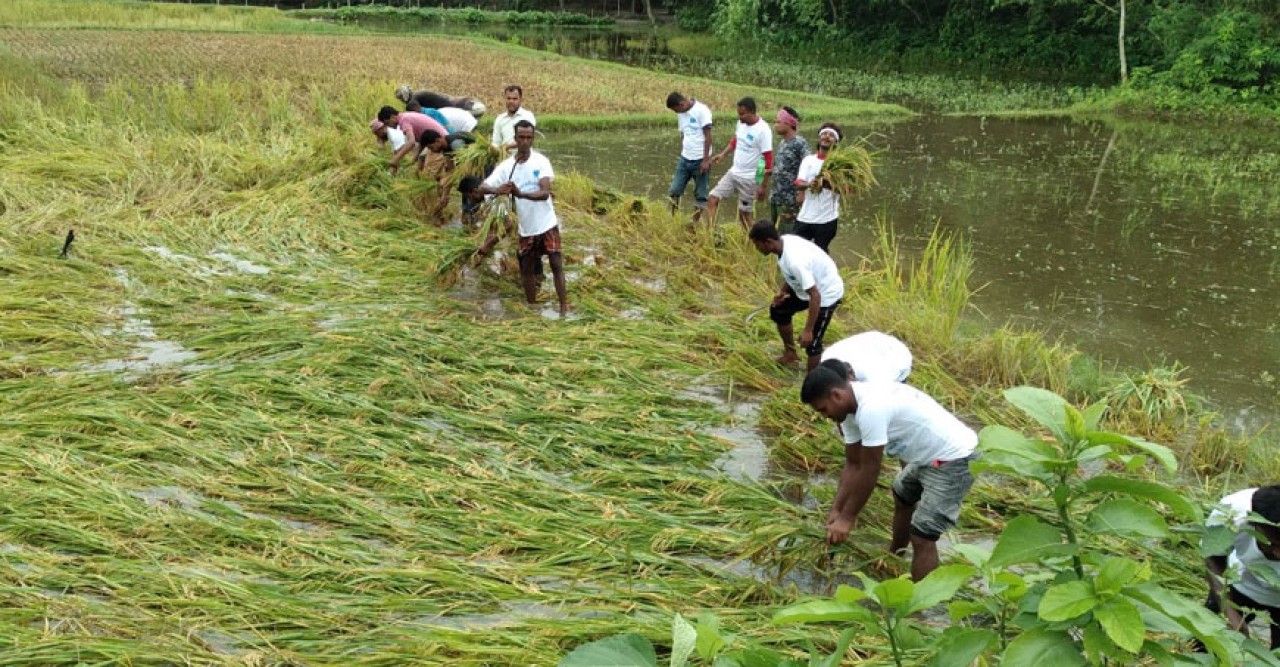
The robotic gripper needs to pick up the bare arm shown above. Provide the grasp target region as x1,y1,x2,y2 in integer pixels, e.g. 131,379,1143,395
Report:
799,285,822,348
828,442,883,544
1206,555,1248,630
513,176,552,202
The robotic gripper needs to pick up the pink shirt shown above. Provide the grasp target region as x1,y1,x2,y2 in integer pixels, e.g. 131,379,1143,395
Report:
396,112,446,144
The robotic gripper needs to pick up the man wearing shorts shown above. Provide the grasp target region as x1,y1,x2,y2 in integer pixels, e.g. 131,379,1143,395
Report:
800,366,979,581
748,221,843,371
1204,485,1280,649
707,97,772,229
476,121,568,316
821,331,913,383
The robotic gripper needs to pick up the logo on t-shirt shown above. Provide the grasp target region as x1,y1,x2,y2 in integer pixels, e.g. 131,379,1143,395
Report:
533,170,540,178
746,133,755,141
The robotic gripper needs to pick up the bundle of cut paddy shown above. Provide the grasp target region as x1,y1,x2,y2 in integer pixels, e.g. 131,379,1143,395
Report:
810,145,877,199
450,138,504,184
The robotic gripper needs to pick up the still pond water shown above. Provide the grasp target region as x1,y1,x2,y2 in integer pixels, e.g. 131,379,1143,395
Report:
380,23,1278,429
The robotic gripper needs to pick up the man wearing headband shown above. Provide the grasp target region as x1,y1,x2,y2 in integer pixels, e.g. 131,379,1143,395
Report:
792,122,843,252
706,97,773,229
665,92,713,222
370,119,407,153
770,106,808,233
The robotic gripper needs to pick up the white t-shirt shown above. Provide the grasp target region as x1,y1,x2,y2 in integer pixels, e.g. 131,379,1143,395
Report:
840,381,977,465
386,127,407,151
777,235,843,306
491,107,537,149
1208,488,1280,607
677,100,713,161
730,118,773,179
436,106,478,134
484,151,558,238
822,332,912,382
796,154,839,223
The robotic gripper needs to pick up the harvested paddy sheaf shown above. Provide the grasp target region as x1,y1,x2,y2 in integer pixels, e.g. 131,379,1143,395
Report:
0,5,1263,664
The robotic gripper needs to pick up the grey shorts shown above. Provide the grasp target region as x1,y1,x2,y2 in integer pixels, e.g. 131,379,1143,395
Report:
709,171,758,212
891,453,977,540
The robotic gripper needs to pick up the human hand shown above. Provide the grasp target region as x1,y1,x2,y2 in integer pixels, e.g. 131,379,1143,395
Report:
700,158,710,174
711,153,725,165
826,516,852,545
800,328,814,348
771,292,786,308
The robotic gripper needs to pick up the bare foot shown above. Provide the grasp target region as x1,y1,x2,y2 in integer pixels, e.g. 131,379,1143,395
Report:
559,303,570,317
776,350,800,366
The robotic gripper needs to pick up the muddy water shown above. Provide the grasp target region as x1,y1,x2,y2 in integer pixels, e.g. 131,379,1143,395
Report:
542,117,1280,429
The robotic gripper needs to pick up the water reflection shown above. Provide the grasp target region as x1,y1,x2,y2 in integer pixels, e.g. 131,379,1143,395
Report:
542,117,1280,428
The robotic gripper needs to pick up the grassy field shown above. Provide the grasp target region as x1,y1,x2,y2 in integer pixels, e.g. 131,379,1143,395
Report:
0,2,1268,665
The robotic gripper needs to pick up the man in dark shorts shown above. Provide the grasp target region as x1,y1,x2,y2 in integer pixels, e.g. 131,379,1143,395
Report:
748,221,844,370
474,121,567,316
1204,485,1280,649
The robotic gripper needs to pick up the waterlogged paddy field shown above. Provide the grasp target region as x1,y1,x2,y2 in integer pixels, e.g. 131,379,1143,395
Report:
543,118,1280,430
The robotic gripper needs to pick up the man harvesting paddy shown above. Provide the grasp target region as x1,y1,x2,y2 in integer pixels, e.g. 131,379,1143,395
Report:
376,105,446,177
749,221,843,371
800,364,979,581
475,121,568,317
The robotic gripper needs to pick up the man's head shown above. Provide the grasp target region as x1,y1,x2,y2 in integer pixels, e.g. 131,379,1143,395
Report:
774,106,799,134
736,96,758,124
394,85,414,104
418,129,446,153
801,365,856,422
377,105,400,127
666,91,692,113
513,120,536,157
817,122,843,151
1251,485,1280,560
504,85,524,114
820,357,855,381
370,119,388,142
748,220,782,255
455,96,487,118
459,175,484,203
405,100,423,113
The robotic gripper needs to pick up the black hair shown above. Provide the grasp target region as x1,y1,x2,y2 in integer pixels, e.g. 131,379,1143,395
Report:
782,105,801,122
819,121,843,141
513,119,535,134
666,91,686,110
418,129,443,146
1253,485,1280,526
748,220,780,242
801,365,847,405
819,358,854,381
405,100,422,112
504,84,523,97
737,96,757,113
376,105,398,122
458,175,482,195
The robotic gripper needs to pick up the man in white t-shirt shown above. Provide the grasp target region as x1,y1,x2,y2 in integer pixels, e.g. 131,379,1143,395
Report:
1204,485,1280,648
800,366,979,581
707,97,772,229
665,91,713,222
821,331,913,383
749,221,844,371
792,122,843,253
475,120,568,316
491,85,537,153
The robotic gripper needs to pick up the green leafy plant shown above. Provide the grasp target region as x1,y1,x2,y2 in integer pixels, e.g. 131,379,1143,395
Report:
557,613,790,667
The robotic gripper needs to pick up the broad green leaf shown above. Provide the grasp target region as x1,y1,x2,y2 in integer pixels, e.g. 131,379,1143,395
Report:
988,515,1074,568
1076,445,1112,464
1247,560,1280,589
951,542,990,567
772,600,874,625
1081,624,1116,664
559,633,657,667
978,424,1060,462
832,584,866,603
907,563,975,615
1064,404,1086,442
1087,431,1178,473
926,627,997,667
719,648,785,667
873,576,915,611
993,571,1029,599
1081,400,1107,431
1127,583,1242,666
1003,386,1072,445
1001,628,1087,666
670,614,696,667
1094,557,1148,596
1082,476,1202,522
970,452,1053,485
1095,597,1145,653
1241,636,1280,666
1087,499,1170,539
947,599,987,621
1199,523,1236,557
695,614,726,660
1038,581,1098,621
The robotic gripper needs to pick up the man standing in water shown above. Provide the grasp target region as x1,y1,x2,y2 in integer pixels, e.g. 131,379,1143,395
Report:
707,97,772,229
664,91,713,222
792,123,843,253
476,121,568,316
491,85,537,153
800,365,979,581
748,221,843,370
769,106,807,232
